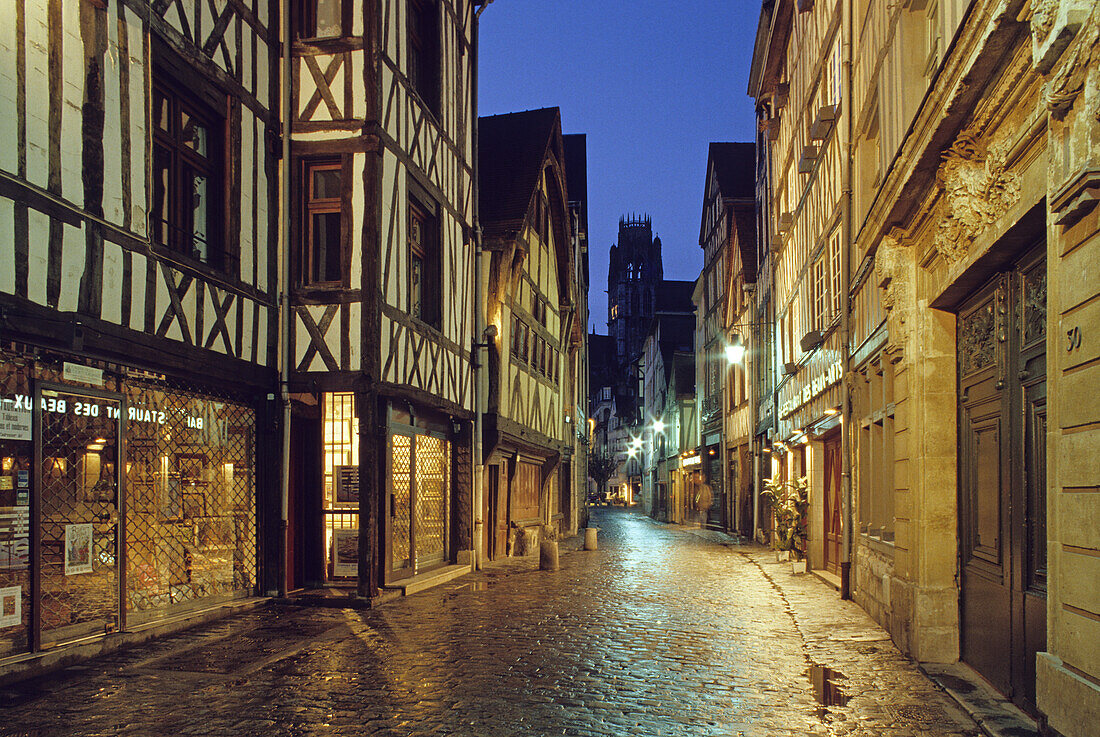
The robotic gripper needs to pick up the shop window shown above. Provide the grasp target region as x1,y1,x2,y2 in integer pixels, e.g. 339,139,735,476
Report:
151,69,225,271
322,392,359,578
297,0,343,39
408,195,441,328
123,382,256,622
407,0,439,113
856,356,895,541
301,160,344,286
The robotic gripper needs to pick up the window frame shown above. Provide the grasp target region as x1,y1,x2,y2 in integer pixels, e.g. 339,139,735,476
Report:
407,0,440,114
299,158,347,287
150,54,228,274
408,192,442,329
296,0,348,41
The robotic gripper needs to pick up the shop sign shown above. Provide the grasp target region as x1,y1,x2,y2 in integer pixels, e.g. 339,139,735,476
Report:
682,454,701,468
63,362,105,386
0,397,31,441
779,359,843,419
1,394,206,429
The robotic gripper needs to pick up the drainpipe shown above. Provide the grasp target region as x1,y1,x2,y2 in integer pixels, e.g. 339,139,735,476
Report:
276,0,293,598
471,0,493,569
839,0,854,600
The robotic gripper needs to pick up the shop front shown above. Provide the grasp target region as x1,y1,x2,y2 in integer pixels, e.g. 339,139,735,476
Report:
0,348,259,660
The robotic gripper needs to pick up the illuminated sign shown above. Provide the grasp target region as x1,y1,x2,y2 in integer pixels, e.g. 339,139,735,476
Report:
682,454,701,467
779,360,843,419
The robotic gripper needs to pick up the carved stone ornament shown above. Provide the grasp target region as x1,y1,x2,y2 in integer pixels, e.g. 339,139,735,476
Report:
933,133,1021,266
1045,17,1099,119
875,232,912,351
1028,0,1092,74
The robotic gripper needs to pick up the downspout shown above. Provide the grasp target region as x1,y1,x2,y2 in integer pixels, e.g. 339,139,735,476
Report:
839,0,854,600
471,0,493,569
277,0,293,597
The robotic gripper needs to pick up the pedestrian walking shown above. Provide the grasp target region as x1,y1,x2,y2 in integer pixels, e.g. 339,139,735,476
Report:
695,472,713,528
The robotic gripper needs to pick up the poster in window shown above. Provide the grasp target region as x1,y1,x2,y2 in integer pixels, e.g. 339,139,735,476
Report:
332,529,359,577
64,523,93,575
334,465,359,504
0,586,20,628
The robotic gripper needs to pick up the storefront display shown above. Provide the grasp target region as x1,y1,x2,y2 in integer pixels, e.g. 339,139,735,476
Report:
0,348,259,657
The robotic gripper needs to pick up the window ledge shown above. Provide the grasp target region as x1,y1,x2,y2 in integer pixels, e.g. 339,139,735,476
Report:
859,532,896,558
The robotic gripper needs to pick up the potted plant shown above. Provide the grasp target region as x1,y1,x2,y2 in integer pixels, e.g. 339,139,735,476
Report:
761,475,809,572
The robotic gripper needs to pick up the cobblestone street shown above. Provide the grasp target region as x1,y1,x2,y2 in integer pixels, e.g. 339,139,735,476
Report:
0,507,983,737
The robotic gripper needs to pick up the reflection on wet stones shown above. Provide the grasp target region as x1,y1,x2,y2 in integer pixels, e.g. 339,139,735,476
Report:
808,662,850,707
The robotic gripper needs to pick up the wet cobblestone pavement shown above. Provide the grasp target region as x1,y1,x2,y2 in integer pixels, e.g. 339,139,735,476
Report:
0,507,982,736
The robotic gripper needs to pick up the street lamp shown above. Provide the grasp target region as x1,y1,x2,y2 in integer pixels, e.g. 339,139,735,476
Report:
725,335,746,364
652,418,666,433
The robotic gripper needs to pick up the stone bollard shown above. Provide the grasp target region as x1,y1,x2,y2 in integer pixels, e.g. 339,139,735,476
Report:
584,526,599,550
539,538,559,570
539,524,559,571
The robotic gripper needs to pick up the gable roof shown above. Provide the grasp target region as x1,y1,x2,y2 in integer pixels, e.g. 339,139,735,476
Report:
699,142,756,246
709,142,756,200
655,280,696,314
478,107,564,240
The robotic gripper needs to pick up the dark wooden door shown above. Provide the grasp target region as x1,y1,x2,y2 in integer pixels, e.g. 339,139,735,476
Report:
492,464,508,559
287,413,320,592
823,433,842,575
957,248,1046,713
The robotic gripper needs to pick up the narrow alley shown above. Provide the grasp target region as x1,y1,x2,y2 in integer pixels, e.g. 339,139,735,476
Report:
1,508,983,737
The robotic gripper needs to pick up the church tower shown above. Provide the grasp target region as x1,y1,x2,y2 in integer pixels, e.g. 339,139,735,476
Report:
607,214,664,367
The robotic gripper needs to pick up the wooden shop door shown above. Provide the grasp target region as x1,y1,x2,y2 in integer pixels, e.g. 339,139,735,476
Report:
957,247,1046,713
822,432,842,575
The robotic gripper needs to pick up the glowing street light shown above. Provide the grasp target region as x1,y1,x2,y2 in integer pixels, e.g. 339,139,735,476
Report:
725,337,746,364
652,419,666,433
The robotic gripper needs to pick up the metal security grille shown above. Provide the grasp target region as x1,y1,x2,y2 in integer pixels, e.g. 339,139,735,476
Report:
0,358,33,655
123,382,256,619
391,434,412,572
413,435,448,567
39,389,121,645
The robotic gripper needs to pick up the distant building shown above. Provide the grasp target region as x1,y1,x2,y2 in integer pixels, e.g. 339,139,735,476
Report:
478,108,584,557
695,142,756,534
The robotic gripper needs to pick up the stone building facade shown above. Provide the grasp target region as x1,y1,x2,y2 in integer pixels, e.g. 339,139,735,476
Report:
750,0,1100,732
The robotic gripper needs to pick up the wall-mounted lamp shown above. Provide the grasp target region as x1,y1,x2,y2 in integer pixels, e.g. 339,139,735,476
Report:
652,419,665,433
725,334,746,364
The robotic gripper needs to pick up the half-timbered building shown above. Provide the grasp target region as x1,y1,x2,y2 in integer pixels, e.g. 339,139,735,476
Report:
477,108,576,560
285,0,478,597
698,143,757,539
696,142,755,534
0,0,279,672
750,0,1100,730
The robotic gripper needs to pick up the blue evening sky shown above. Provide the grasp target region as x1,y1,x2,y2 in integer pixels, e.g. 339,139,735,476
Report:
478,0,760,334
